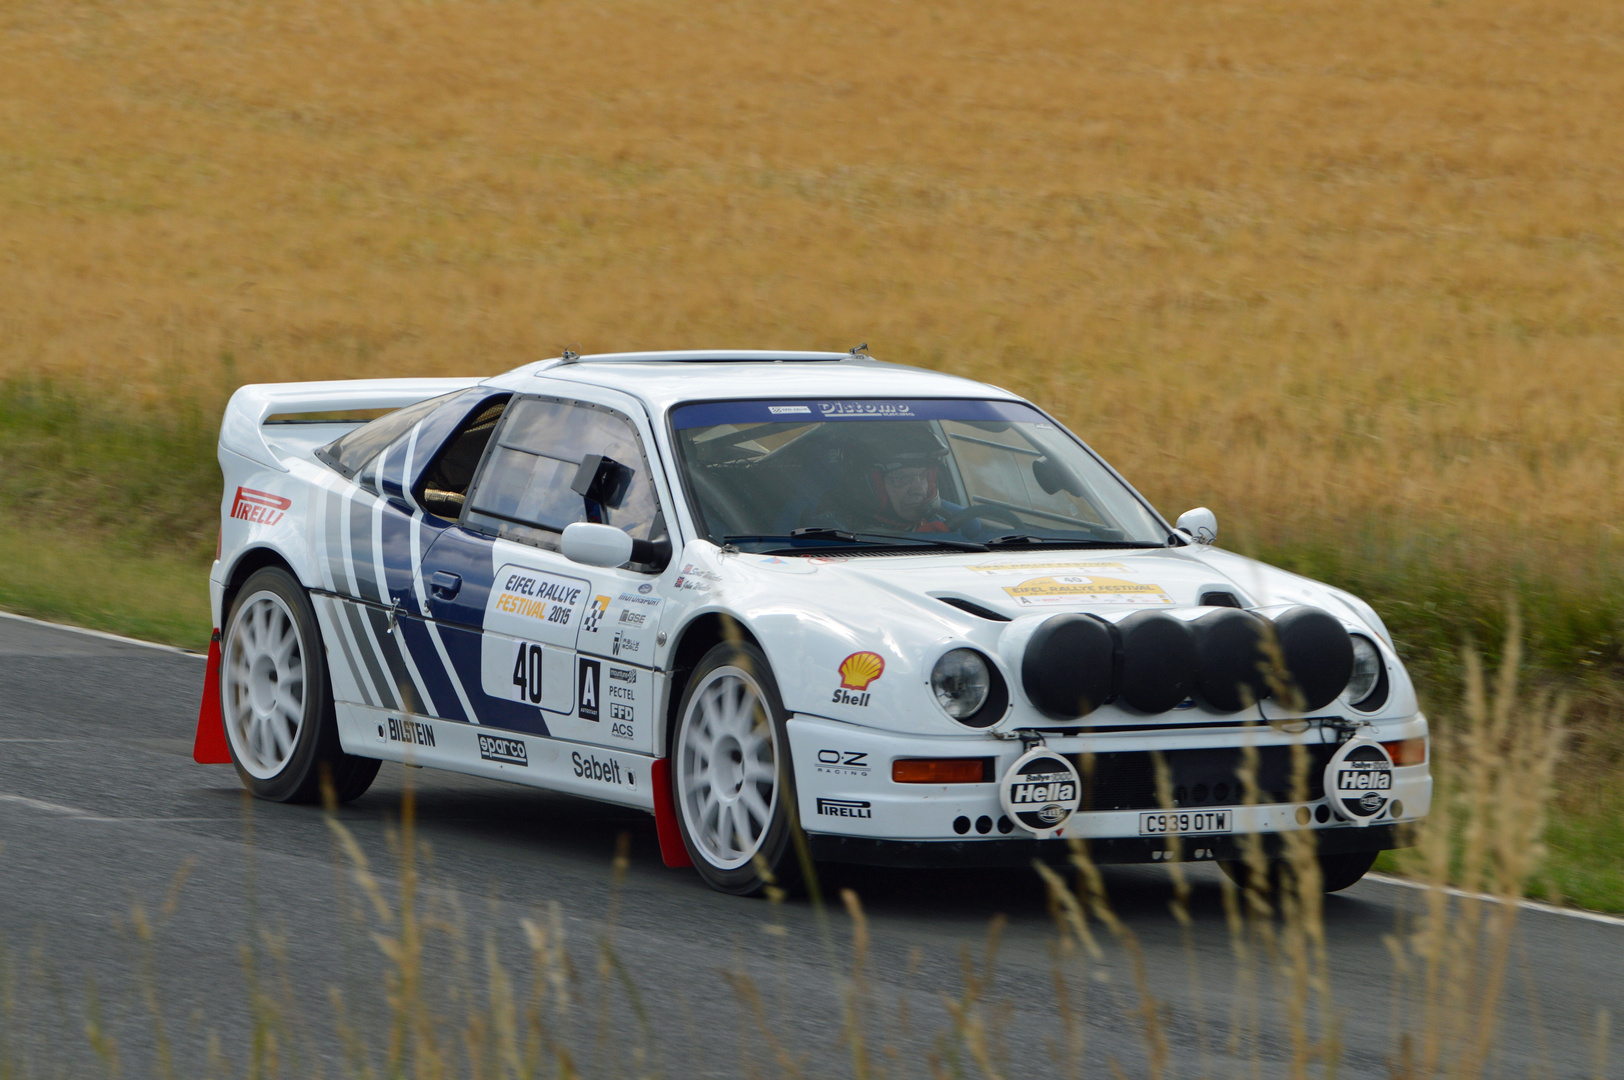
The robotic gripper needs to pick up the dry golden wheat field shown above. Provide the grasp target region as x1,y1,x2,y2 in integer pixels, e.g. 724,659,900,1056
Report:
4,0,1622,569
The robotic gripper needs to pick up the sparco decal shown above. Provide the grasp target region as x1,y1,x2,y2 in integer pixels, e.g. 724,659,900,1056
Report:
816,798,872,819
231,487,291,525
578,657,601,721
387,717,436,747
478,734,528,766
572,751,628,786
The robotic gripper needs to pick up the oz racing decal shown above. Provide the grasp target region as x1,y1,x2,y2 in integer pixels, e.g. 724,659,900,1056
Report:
999,747,1082,838
1323,738,1395,825
231,487,291,525
1002,575,1173,607
832,651,884,706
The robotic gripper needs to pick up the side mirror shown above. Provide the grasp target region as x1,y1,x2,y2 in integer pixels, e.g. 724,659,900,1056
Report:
1031,456,1082,497
1175,507,1218,544
560,522,634,568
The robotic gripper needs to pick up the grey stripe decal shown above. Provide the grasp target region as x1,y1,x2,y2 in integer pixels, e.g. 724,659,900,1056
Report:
409,511,478,722
340,488,399,710
371,492,437,716
320,595,376,709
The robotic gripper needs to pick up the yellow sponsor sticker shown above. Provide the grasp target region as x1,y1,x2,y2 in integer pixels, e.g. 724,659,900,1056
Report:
1002,575,1173,606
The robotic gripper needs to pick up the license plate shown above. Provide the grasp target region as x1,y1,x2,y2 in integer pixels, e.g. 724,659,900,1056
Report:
1138,810,1232,836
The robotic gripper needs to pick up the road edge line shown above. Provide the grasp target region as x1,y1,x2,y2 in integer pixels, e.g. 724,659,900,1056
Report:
0,609,204,658
1367,872,1624,928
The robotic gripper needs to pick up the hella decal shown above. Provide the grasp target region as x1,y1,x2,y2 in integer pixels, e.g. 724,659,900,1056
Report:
231,487,291,525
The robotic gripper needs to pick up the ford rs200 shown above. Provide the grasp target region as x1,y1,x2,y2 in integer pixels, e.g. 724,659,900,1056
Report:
194,349,1429,895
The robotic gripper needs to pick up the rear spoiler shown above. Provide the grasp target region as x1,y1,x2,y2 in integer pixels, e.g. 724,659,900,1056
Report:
219,378,485,472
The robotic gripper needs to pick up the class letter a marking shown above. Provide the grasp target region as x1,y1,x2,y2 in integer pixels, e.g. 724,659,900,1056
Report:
232,487,292,525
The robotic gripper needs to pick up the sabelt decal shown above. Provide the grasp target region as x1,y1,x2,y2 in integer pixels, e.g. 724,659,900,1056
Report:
832,651,884,707
572,751,632,787
386,717,436,747
968,560,1126,576
1002,575,1173,606
478,733,528,766
816,798,873,819
578,657,601,721
231,487,292,525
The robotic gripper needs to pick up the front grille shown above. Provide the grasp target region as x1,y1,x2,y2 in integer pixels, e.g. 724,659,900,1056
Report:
1074,744,1337,811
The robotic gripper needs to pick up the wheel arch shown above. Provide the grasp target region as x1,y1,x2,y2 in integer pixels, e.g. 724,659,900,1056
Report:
661,611,764,758
221,545,305,626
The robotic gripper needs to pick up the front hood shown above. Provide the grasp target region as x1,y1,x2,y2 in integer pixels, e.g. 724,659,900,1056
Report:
805,547,1260,617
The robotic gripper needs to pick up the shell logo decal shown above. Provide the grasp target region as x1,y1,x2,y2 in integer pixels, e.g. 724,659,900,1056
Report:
838,651,885,691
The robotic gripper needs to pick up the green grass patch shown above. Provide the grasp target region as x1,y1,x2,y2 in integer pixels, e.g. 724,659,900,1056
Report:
0,522,212,650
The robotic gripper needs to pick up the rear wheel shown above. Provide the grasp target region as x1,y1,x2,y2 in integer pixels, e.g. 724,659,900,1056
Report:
221,567,380,804
672,641,802,896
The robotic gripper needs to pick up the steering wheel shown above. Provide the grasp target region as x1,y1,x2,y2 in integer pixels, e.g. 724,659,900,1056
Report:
941,503,1023,533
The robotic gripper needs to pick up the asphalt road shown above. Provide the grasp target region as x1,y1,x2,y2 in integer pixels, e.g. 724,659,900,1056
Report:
1,615,1618,1079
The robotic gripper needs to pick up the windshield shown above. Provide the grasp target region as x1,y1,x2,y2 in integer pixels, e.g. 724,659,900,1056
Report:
671,398,1169,552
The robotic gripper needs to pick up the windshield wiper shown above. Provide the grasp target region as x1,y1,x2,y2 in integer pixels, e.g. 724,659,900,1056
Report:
982,534,1166,549
721,528,988,552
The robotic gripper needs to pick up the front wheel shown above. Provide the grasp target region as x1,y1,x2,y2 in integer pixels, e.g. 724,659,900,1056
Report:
221,567,380,804
672,641,802,896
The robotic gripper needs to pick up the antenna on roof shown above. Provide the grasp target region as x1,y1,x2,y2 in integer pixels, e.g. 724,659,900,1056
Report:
559,344,582,364
849,342,870,357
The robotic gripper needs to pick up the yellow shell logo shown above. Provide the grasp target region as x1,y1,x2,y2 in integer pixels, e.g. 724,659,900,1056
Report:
838,651,885,691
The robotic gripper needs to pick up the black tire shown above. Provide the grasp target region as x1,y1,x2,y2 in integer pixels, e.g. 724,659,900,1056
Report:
670,640,803,896
1219,848,1379,896
220,567,380,805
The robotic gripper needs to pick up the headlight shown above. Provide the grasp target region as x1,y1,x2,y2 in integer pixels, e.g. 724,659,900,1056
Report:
932,648,991,719
1346,635,1384,708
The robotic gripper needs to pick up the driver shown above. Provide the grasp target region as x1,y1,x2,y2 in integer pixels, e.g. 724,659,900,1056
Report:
844,425,953,533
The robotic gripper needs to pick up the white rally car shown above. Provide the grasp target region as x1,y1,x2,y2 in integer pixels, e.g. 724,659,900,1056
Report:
193,350,1430,896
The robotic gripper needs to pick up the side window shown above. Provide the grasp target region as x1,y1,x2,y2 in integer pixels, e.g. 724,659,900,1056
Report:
316,392,455,481
416,396,511,519
465,396,665,551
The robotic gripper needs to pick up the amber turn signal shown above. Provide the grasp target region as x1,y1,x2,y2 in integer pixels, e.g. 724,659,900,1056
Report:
892,758,990,784
1381,737,1427,766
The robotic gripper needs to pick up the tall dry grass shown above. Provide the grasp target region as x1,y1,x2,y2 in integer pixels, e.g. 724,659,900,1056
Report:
3,0,1623,575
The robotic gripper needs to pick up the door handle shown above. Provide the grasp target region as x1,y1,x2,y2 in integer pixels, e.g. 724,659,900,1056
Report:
430,571,462,601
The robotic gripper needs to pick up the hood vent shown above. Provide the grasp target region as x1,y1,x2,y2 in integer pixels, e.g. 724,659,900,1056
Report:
935,596,1012,622
1199,591,1242,608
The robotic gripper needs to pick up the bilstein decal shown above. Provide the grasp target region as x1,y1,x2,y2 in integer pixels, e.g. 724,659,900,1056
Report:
1002,575,1173,607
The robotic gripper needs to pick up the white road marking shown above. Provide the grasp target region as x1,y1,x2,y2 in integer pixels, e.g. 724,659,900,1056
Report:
0,793,92,816
0,610,204,658
1366,872,1624,929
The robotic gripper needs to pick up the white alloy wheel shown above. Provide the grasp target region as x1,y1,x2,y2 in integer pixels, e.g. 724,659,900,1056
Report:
223,589,308,780
676,665,781,871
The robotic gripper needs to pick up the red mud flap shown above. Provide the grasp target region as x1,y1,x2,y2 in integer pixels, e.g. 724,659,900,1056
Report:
650,757,692,869
192,630,231,764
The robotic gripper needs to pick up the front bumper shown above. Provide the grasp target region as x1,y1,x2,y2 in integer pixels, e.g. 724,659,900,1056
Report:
786,712,1432,862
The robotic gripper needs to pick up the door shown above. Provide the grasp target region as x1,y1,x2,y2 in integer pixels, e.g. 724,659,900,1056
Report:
420,392,670,755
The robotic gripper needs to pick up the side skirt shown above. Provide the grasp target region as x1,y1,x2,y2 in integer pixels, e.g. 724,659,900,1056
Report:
334,702,656,812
